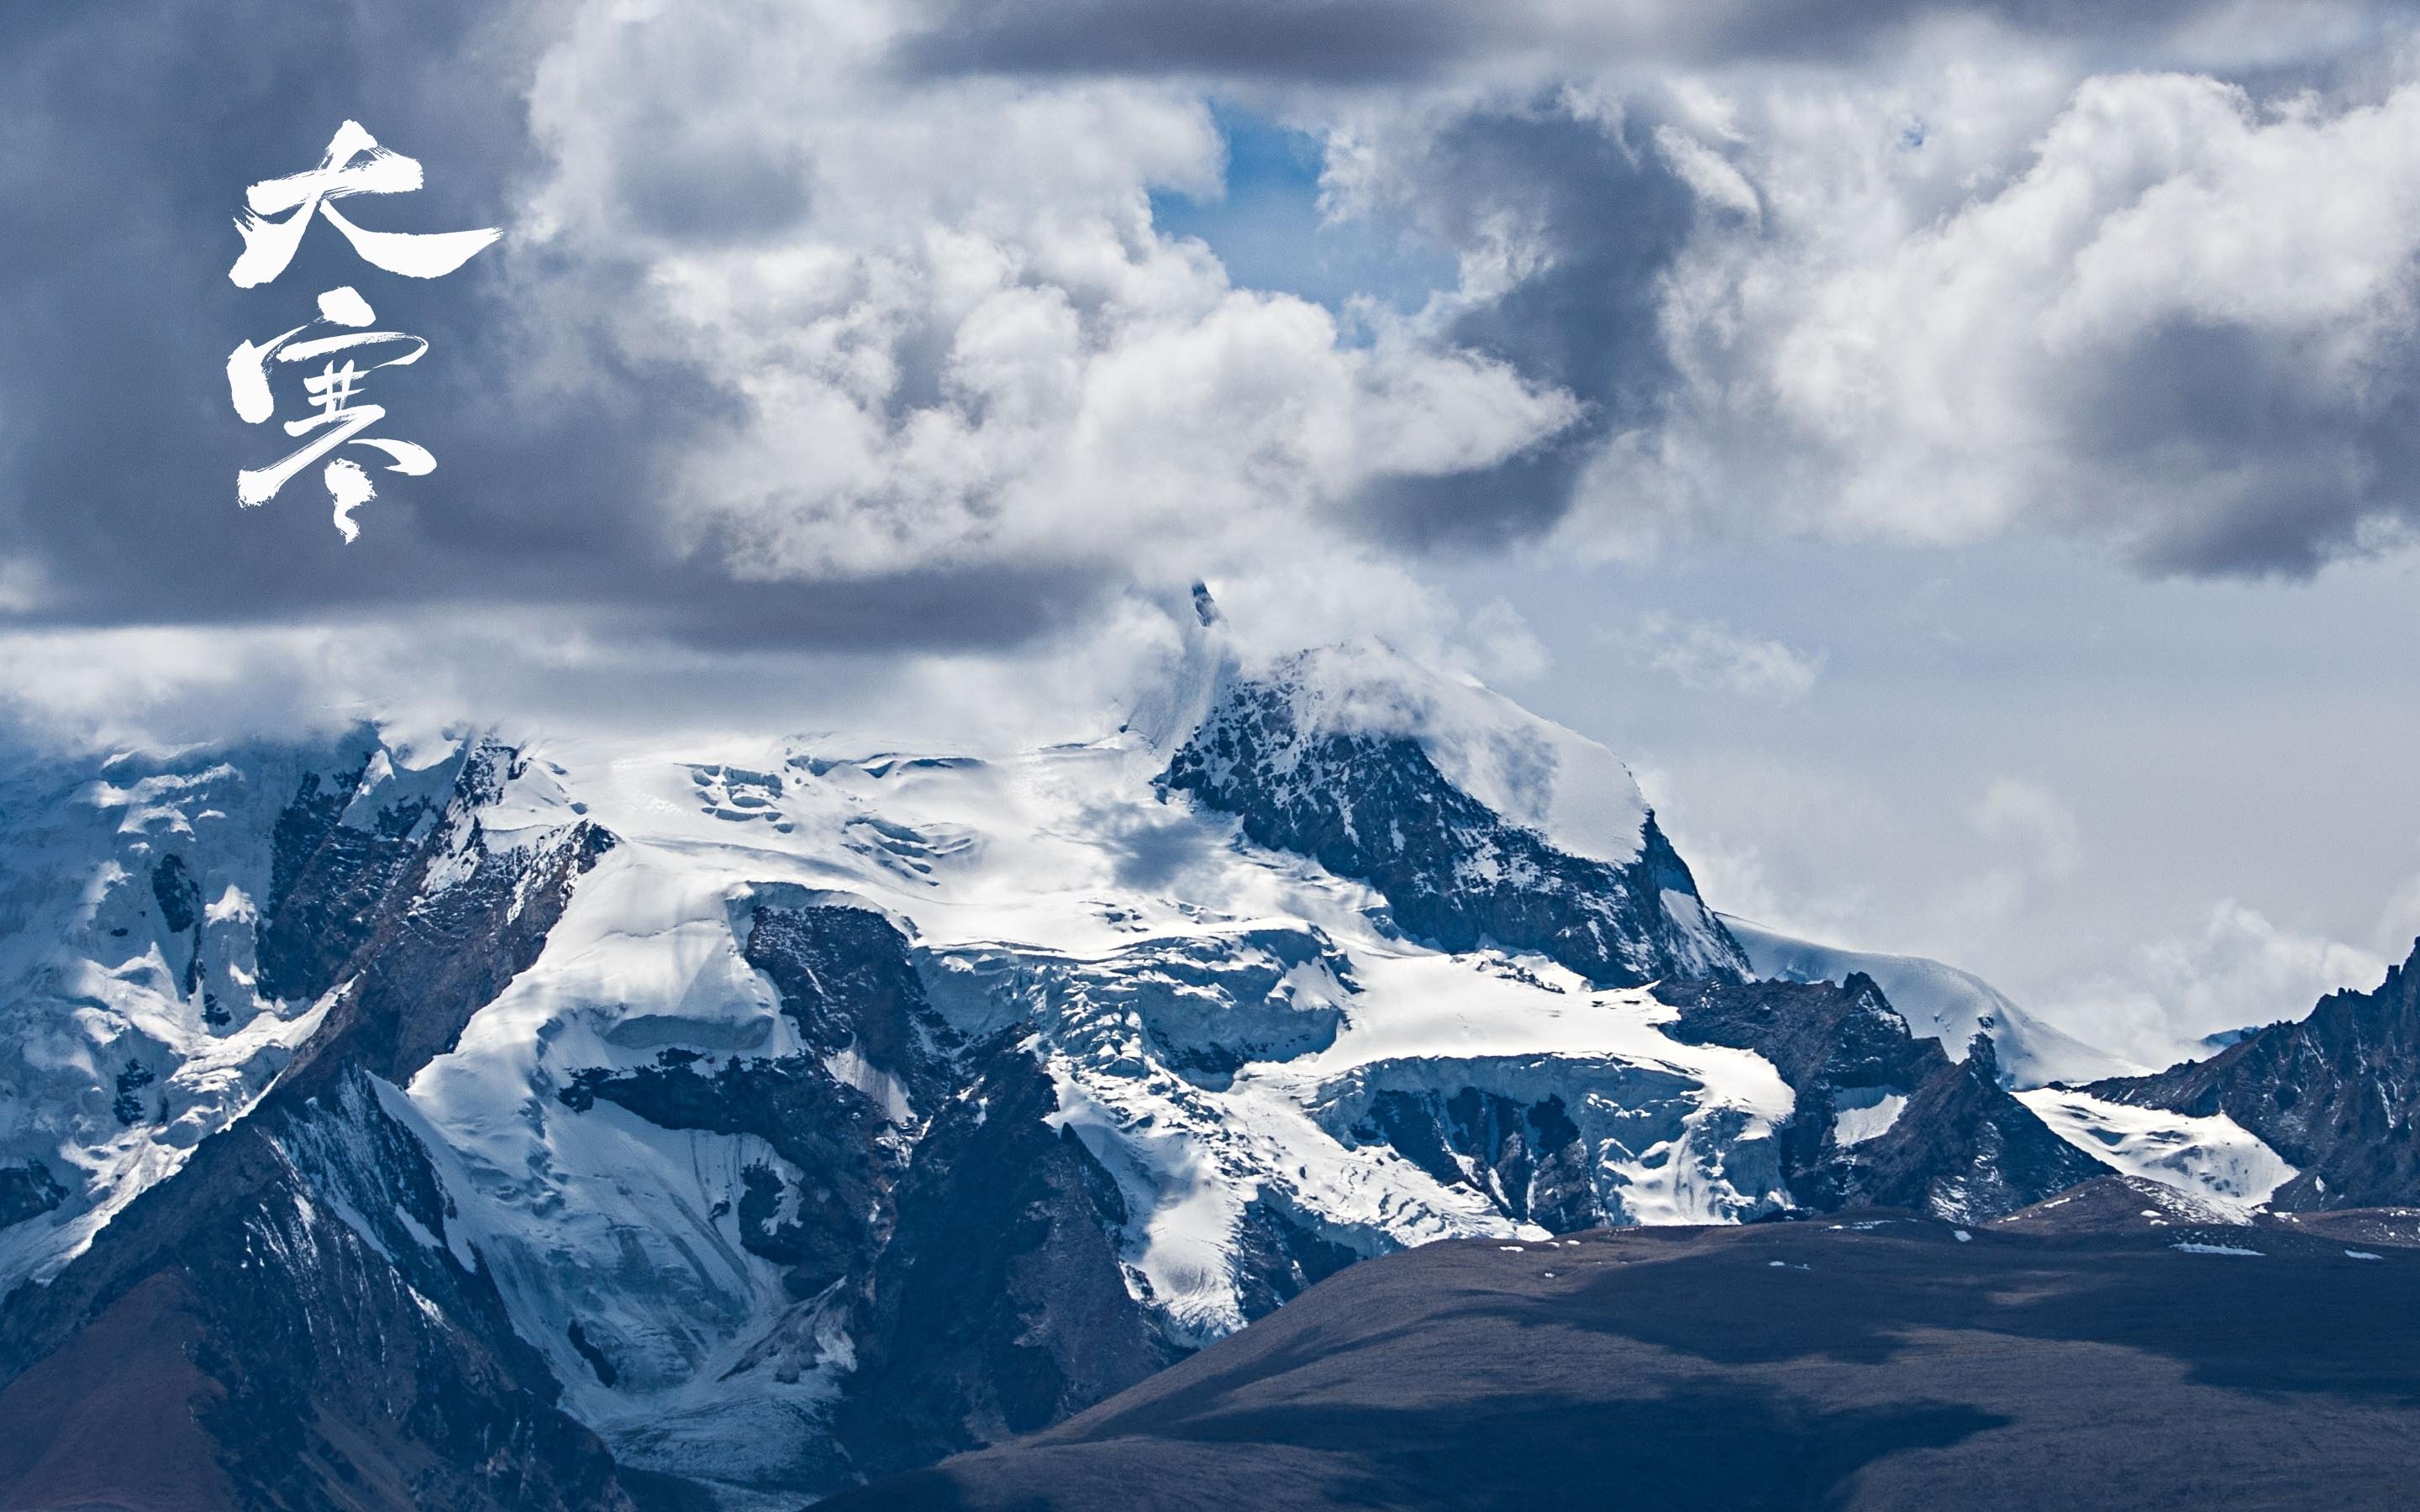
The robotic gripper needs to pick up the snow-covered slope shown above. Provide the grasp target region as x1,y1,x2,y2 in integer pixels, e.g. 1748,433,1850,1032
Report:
2015,1088,2296,1217
1719,914,2133,1088
0,733,469,1288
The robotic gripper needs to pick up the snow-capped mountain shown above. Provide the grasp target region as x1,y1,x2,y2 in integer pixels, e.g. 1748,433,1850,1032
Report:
1164,639,1748,989
0,622,2345,1507
2081,938,2420,1210
0,733,487,1289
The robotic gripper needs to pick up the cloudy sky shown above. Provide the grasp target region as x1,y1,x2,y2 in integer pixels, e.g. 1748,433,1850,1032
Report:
7,0,2420,1063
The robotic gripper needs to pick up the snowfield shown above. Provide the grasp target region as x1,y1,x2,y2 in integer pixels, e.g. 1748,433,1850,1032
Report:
2018,1087,2297,1217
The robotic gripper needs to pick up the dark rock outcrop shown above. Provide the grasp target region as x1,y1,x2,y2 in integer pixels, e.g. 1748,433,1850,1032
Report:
1359,1087,1604,1233
0,1163,64,1231
2088,938,2420,1210
150,853,207,995
744,901,958,1099
1660,974,1941,1097
1229,1193,1361,1323
1807,1034,2112,1221
1661,973,1948,1194
1659,977,2112,1221
834,1041,1171,1478
1164,672,1744,988
254,752,463,1005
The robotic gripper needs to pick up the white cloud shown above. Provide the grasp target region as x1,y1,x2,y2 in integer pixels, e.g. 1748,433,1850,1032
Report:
1627,752,1896,948
1561,53,2420,574
1458,597,1551,685
1628,612,1823,701
1970,777,2081,879
2374,870,2420,958
515,0,1580,617
2041,900,2391,1068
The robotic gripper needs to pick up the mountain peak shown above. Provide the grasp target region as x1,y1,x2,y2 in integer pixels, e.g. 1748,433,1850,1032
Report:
1165,641,1744,987
1237,638,1651,869
2086,938,2420,1210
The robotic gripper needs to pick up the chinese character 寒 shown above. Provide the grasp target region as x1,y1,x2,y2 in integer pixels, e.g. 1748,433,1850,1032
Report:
226,286,434,541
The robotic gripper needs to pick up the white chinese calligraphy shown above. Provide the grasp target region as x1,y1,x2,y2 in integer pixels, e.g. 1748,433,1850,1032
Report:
227,286,433,541
229,120,498,289
226,123,494,540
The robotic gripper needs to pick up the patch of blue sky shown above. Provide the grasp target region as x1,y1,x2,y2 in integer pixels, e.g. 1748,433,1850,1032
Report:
1149,103,1457,325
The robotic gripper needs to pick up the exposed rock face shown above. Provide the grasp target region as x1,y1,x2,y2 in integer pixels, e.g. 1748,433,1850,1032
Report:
1659,977,2113,1222
1378,1088,1602,1232
255,750,470,1007
150,853,206,996
0,1165,64,1231
835,1041,1171,1478
1314,1055,1777,1231
1808,1034,2115,1222
1660,974,1945,1184
1660,975,1940,1100
0,743,646,1512
744,901,961,1095
2088,940,2420,1210
1164,667,1744,988
1228,1193,1361,1321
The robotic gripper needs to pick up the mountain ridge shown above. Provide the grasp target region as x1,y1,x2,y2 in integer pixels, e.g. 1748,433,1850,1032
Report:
0,639,2373,1508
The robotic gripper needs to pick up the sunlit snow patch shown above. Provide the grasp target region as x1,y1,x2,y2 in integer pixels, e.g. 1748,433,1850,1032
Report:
1831,1089,1907,1147
2018,1089,2295,1216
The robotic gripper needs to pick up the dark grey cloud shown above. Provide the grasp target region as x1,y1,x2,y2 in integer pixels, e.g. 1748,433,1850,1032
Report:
0,0,1079,652
896,0,2344,82
2079,318,2420,578
898,0,1488,83
1351,102,1699,549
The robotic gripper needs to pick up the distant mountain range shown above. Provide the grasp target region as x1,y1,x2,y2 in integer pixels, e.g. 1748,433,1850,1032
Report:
1,606,2411,1508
